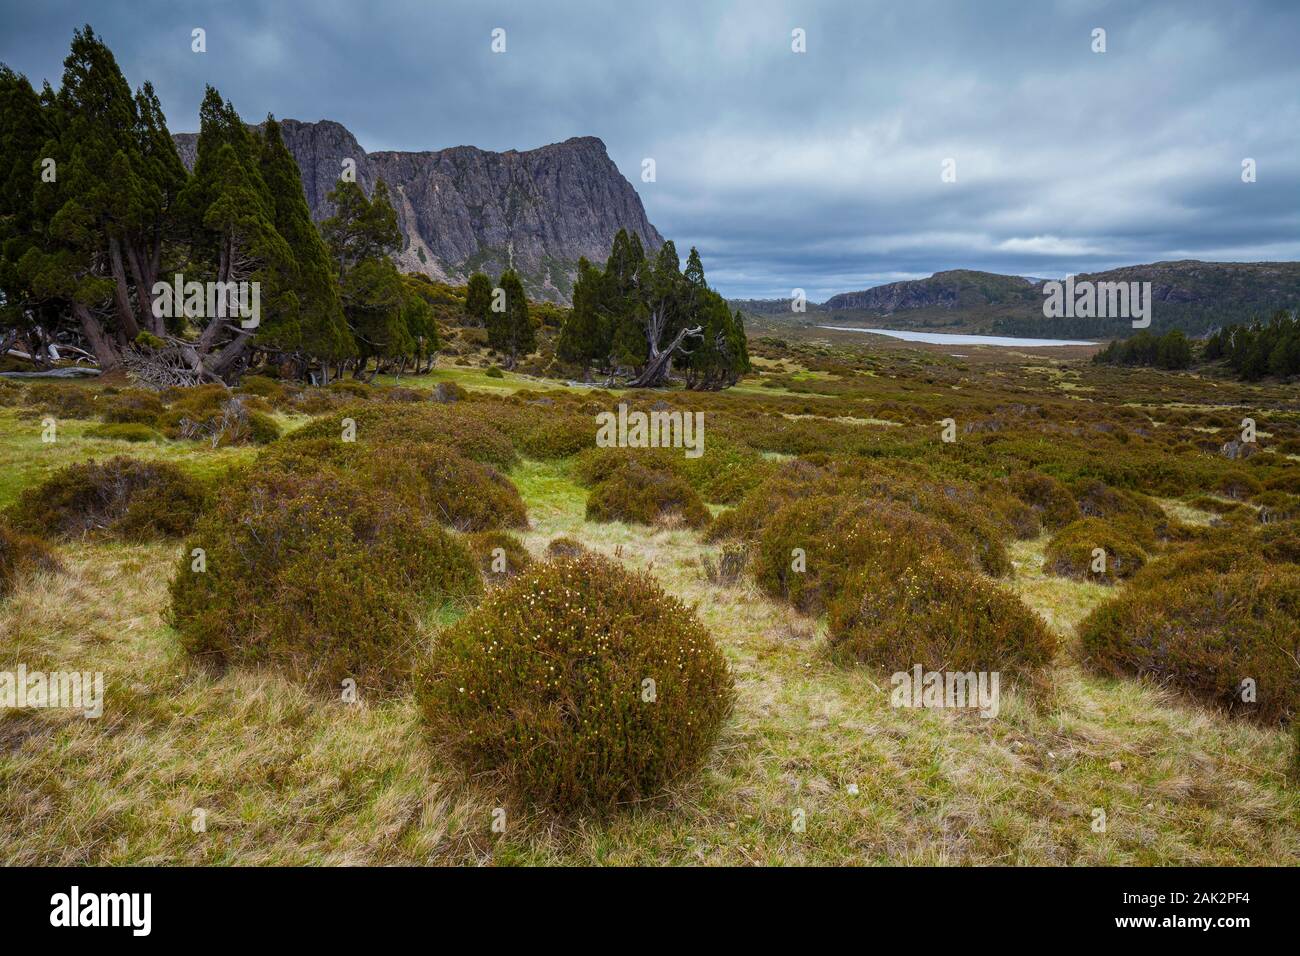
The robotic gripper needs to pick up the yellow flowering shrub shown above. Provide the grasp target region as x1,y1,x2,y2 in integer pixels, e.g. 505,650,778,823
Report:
417,554,734,811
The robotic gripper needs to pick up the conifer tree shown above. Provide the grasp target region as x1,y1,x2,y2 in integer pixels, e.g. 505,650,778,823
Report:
322,177,413,378
258,115,354,376
464,272,492,327
487,269,534,369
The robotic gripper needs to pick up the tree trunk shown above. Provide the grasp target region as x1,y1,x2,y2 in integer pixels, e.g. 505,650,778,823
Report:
626,324,700,388
125,241,161,333
107,236,142,340
206,329,254,382
72,301,122,370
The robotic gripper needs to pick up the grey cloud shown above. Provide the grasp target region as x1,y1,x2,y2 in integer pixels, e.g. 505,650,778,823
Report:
2,0,1296,299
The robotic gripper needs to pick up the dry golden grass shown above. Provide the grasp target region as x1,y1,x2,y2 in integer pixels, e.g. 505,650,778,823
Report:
2,454,1295,866
2,354,1299,866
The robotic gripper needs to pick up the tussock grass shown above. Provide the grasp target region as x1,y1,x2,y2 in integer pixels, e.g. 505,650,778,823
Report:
2,360,1298,864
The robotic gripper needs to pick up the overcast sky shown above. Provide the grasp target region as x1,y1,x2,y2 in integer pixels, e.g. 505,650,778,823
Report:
3,0,1298,299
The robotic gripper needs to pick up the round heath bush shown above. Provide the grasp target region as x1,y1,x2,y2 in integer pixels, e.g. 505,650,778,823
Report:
171,465,480,693
465,530,533,585
418,554,734,811
1080,566,1300,724
828,552,1056,681
584,460,711,529
7,456,205,541
1044,518,1147,584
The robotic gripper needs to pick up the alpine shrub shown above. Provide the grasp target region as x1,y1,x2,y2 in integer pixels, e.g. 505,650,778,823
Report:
416,554,734,810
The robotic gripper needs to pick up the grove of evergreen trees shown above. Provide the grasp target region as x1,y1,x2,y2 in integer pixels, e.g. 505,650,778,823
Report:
1092,328,1192,370
1203,310,1300,380
556,230,749,389
0,26,434,384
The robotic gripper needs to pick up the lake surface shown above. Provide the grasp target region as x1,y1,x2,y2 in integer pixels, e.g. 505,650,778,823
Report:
818,326,1097,347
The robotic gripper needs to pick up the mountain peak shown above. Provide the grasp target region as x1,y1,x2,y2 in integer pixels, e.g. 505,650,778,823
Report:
172,120,662,303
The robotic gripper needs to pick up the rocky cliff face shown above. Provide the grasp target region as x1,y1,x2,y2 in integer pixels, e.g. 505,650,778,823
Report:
173,120,663,303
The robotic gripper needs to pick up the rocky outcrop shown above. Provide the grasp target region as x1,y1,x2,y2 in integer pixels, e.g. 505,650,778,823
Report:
173,120,663,303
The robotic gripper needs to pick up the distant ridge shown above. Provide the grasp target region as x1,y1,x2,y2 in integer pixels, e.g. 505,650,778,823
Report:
731,261,1300,337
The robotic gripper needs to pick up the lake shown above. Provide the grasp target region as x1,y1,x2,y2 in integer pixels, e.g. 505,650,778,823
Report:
817,326,1097,347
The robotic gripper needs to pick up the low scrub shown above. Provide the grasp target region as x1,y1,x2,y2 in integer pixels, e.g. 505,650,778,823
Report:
1080,566,1300,724
751,495,975,613
159,388,279,446
1004,471,1080,529
24,383,100,419
1044,518,1147,584
100,388,165,425
465,530,533,585
546,536,587,558
827,552,1056,680
7,457,205,541
263,438,528,533
285,403,518,470
86,422,161,443
170,466,480,693
585,460,711,528
416,554,734,811
0,519,61,598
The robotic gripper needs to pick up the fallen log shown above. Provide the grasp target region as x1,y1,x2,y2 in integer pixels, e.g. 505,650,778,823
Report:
0,366,102,379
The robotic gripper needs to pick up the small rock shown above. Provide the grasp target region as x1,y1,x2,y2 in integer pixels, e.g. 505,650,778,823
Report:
1108,760,1123,772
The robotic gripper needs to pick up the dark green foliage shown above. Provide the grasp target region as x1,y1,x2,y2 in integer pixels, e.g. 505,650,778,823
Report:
170,464,480,693
257,116,354,362
1093,329,1193,370
7,456,204,540
416,554,734,811
1,29,419,384
1204,310,1300,381
464,272,492,327
321,177,436,375
0,518,61,598
484,270,535,369
556,232,748,389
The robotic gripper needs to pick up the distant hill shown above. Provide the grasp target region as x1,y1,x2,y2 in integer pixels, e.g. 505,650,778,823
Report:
741,261,1300,338
174,120,663,303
